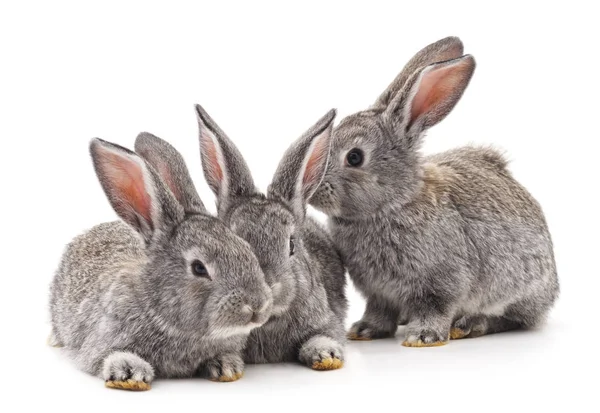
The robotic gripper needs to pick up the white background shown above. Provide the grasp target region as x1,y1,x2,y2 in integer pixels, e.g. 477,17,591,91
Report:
1,1,598,411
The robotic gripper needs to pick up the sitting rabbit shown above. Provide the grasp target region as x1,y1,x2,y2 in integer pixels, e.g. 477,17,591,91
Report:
183,105,347,369
49,135,272,390
309,36,559,346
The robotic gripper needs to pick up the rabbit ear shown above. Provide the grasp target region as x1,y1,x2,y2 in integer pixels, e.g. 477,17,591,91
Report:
90,138,185,242
268,109,336,220
195,104,256,216
134,132,207,215
385,55,475,146
374,36,464,108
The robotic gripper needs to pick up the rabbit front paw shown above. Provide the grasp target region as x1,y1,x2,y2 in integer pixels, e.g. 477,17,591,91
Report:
347,319,395,340
299,335,344,371
402,327,449,348
103,351,154,391
205,353,244,382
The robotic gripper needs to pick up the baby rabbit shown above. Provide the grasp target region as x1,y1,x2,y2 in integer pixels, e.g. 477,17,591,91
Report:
309,36,559,347
189,105,347,370
49,135,272,390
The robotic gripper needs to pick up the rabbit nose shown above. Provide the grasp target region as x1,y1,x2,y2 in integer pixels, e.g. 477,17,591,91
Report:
250,311,261,324
242,301,270,325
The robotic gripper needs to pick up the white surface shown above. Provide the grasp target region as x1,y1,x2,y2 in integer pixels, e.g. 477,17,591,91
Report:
0,1,597,411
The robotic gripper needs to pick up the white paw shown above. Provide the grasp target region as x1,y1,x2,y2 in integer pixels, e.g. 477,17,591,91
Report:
299,336,344,370
102,351,154,384
205,353,244,382
402,327,448,347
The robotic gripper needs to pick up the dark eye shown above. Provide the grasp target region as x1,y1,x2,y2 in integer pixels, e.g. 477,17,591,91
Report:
289,238,295,256
346,148,364,167
191,260,210,279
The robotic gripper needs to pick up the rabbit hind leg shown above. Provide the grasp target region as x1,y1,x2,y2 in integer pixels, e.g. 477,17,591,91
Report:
451,314,521,339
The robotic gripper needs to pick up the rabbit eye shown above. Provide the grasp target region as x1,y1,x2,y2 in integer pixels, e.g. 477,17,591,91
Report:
191,260,210,279
289,237,295,256
346,148,364,167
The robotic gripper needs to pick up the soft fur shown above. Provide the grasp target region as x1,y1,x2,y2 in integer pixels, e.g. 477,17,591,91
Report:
50,135,272,390
309,36,559,346
193,105,347,369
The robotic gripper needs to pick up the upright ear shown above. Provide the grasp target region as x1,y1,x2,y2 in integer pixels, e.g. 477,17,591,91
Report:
384,55,476,146
374,36,464,108
195,104,256,216
134,132,206,214
90,138,184,242
268,109,336,220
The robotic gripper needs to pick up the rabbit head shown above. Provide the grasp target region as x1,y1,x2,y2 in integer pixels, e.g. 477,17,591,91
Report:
195,105,335,316
309,36,475,218
90,137,272,338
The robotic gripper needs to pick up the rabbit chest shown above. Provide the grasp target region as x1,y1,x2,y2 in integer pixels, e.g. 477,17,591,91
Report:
329,204,473,306
126,323,244,378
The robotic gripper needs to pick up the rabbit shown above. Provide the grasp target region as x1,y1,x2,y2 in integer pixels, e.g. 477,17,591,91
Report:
186,104,347,370
308,36,559,347
49,135,272,390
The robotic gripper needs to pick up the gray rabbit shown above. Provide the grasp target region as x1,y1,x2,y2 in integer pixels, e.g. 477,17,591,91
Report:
49,136,272,390
187,105,347,369
309,36,559,346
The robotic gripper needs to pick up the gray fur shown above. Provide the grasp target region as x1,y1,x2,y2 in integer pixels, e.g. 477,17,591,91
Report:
50,136,272,386
196,105,348,367
310,37,559,345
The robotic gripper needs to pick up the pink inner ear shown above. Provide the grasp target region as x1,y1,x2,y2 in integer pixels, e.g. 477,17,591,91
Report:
302,132,328,190
156,164,180,204
201,130,223,186
101,150,152,223
411,62,466,123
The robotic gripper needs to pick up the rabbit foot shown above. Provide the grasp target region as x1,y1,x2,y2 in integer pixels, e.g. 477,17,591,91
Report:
102,351,154,391
205,353,245,383
299,335,344,371
402,329,448,347
347,332,372,341
450,327,469,340
347,320,394,340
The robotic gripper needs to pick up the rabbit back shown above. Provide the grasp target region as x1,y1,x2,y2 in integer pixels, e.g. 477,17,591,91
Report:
50,221,155,373
426,146,559,324
50,221,145,348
